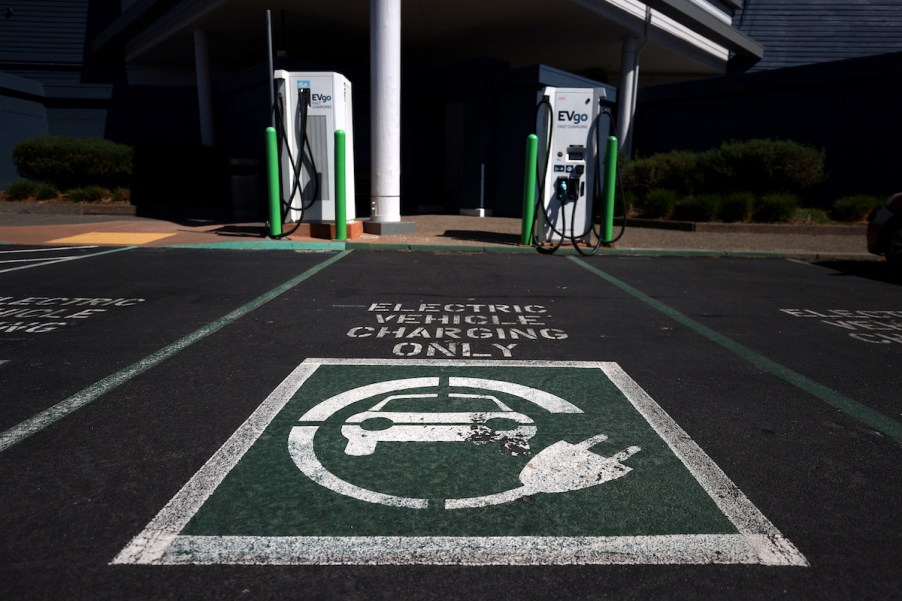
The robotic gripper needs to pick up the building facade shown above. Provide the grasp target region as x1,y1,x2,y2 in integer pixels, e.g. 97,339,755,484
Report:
2,1,763,218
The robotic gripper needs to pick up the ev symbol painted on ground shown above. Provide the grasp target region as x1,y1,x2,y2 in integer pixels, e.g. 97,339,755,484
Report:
114,359,807,567
288,376,641,510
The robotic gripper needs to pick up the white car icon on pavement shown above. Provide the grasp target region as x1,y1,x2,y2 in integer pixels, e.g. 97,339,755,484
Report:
341,393,537,456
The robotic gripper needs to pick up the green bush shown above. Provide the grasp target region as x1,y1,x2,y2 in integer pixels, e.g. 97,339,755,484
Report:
705,139,826,195
3,179,60,201
623,139,826,209
719,191,754,222
793,208,831,224
12,135,133,190
112,187,131,202
66,185,110,202
753,193,800,223
672,194,720,222
621,151,702,199
830,195,884,222
637,188,678,219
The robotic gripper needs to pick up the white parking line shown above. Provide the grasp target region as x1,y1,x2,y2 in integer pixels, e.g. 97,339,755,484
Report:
0,250,352,453
0,257,79,265
0,246,135,275
0,245,98,254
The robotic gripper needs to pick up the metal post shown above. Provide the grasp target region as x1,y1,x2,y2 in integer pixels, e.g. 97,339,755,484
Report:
335,130,348,241
521,134,538,245
603,136,618,243
616,36,639,156
266,10,275,128
193,28,215,146
266,127,282,238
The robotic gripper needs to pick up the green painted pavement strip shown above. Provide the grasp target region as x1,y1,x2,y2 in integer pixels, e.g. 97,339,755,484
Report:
163,237,792,257
0,250,353,453
181,363,733,538
568,256,902,443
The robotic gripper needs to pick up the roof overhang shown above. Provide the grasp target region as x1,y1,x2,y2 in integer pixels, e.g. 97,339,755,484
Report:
93,0,761,82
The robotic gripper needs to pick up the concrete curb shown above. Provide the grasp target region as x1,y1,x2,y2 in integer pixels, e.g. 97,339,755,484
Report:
620,217,864,235
162,238,877,261
0,202,136,216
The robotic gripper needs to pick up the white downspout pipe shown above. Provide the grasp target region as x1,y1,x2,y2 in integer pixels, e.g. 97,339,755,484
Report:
616,36,639,156
370,0,402,223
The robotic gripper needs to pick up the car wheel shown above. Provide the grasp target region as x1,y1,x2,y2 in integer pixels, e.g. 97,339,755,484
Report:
887,226,902,269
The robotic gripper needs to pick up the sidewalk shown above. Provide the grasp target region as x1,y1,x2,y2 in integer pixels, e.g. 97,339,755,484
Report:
0,203,873,261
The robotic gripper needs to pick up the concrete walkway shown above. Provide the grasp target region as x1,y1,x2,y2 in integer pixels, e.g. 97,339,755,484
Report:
0,204,873,260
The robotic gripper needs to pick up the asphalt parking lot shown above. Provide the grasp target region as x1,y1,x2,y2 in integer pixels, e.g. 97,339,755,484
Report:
1,244,899,600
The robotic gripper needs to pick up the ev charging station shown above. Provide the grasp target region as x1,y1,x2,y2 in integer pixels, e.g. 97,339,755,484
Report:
535,86,615,247
273,70,355,223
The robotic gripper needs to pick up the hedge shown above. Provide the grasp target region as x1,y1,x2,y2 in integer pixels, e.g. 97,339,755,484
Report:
12,136,133,190
622,139,826,202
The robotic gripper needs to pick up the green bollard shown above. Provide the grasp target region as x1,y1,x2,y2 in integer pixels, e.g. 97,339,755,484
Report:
521,134,538,245
266,126,282,238
335,130,347,241
603,136,618,243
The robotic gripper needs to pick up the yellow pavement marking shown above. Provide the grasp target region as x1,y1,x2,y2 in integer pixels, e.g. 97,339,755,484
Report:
47,232,176,245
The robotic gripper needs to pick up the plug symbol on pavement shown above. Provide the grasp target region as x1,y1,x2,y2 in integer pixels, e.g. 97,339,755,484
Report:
519,433,640,494
446,433,640,509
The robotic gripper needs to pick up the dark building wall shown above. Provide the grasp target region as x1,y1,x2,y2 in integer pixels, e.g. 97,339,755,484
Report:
0,0,91,65
0,0,118,187
736,0,902,72
633,52,902,201
0,74,49,185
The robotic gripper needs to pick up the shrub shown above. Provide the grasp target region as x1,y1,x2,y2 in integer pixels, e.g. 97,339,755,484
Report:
622,139,826,209
4,180,60,200
793,208,831,224
753,193,800,223
12,135,133,190
637,188,678,219
719,191,754,222
66,186,110,202
621,151,702,199
830,195,885,222
705,139,826,195
112,187,131,202
672,194,720,222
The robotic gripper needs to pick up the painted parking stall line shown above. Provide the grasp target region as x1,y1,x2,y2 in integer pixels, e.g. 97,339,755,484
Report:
0,250,352,453
0,245,99,253
114,358,806,566
0,246,136,275
569,257,902,442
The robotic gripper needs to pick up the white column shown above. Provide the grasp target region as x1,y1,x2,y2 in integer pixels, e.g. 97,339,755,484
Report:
193,28,215,147
616,36,639,155
370,0,402,222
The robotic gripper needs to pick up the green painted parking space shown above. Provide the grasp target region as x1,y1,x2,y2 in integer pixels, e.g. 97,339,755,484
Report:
116,359,805,566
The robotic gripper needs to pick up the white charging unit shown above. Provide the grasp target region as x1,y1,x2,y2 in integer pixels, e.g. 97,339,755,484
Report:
273,70,355,223
536,87,612,244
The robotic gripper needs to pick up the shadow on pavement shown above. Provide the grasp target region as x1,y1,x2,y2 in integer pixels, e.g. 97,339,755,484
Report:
438,229,520,246
210,225,269,238
812,260,902,285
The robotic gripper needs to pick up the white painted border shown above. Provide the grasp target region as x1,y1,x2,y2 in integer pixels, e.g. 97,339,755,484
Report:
113,359,807,566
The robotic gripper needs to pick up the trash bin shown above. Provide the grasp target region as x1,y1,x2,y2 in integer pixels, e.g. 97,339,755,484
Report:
229,159,259,221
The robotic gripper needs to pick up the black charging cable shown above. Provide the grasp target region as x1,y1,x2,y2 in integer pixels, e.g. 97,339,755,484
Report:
267,87,321,238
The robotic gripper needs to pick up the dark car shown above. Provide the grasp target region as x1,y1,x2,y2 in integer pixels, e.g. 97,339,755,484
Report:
867,192,902,268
